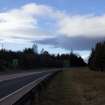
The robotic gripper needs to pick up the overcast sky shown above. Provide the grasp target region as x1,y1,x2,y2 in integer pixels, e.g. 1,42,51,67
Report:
0,0,105,60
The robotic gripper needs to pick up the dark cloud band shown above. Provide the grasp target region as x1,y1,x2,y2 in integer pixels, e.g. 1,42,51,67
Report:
35,36,105,50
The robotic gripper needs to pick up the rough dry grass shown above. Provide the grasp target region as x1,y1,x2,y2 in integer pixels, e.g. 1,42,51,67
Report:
35,67,105,105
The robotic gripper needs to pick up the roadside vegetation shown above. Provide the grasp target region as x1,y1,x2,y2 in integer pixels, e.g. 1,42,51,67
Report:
0,44,86,71
36,68,105,105
88,41,105,71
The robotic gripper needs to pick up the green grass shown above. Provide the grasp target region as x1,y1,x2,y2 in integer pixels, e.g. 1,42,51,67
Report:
35,67,105,105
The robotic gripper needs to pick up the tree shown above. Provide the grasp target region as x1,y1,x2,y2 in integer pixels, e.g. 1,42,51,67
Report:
88,41,105,71
0,45,86,71
32,43,38,54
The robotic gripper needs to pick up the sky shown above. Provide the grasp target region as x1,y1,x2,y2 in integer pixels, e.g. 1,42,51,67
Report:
0,0,105,60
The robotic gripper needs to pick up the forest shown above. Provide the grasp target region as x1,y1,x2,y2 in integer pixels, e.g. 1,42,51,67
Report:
0,45,86,71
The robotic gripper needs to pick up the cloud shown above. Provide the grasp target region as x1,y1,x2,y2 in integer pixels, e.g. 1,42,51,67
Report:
57,14,105,37
0,2,105,50
36,36,105,50
0,3,57,43
22,3,54,16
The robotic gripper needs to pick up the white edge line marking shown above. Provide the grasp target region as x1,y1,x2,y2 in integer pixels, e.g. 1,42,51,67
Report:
0,71,49,82
0,73,52,103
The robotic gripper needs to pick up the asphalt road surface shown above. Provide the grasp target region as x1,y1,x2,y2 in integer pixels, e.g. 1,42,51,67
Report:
0,71,49,100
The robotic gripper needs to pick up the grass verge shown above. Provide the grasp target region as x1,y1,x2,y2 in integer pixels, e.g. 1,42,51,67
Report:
35,67,105,105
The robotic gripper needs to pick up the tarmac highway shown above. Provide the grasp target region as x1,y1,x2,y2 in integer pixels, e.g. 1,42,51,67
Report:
0,71,50,100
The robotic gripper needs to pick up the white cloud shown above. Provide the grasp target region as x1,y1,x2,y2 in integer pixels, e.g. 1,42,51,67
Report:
22,3,53,16
57,14,105,37
0,2,105,44
0,3,56,43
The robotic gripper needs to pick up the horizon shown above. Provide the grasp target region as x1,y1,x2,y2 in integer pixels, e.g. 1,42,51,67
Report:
0,0,105,60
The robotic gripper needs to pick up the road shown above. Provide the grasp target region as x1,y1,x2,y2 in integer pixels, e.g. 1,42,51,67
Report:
0,71,50,101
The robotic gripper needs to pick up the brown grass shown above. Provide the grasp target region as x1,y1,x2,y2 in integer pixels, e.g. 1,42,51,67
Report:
35,67,105,105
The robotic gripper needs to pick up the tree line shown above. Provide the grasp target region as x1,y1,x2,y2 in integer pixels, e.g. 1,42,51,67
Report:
0,47,86,71
88,41,105,71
